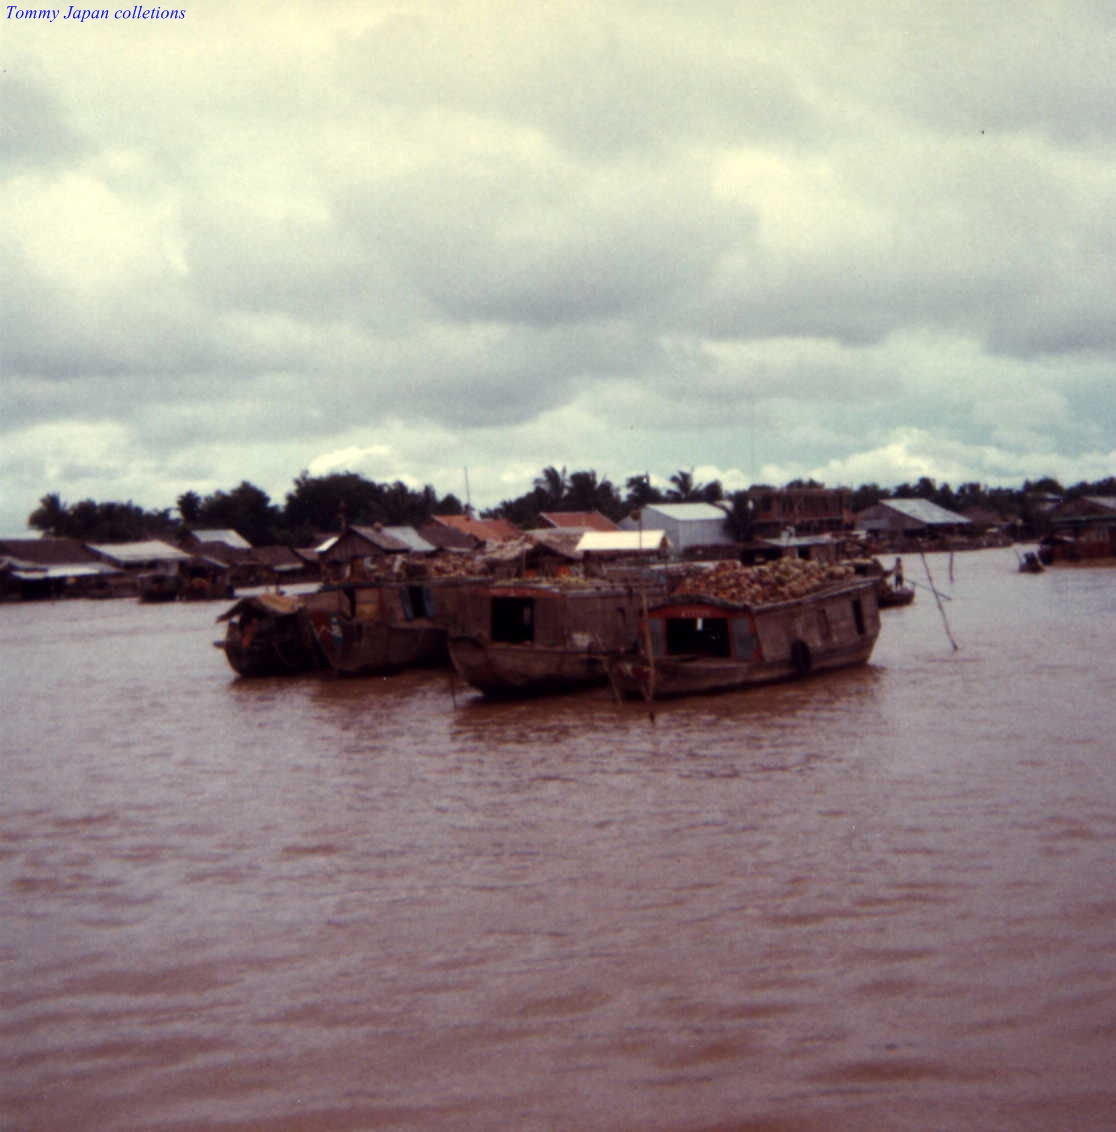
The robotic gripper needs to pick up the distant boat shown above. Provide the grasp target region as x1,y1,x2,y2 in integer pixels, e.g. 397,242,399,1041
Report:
1018,551,1045,574
878,582,916,606
137,571,181,603
606,577,881,701
848,557,915,609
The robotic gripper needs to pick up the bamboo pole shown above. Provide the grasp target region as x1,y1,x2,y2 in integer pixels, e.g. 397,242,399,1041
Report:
920,550,959,651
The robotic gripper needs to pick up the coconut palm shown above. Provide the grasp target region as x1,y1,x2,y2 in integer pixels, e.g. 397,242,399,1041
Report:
667,469,700,501
533,465,568,508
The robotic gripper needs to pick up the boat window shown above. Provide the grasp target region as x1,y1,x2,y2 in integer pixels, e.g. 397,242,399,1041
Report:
492,596,534,643
665,616,731,657
817,607,832,641
404,585,433,620
732,618,758,658
852,598,866,635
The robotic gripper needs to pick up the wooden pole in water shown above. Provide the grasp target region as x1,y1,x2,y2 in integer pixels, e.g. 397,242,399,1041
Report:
920,550,959,652
640,588,657,721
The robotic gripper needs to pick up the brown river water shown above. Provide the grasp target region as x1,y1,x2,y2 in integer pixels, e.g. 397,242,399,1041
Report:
2,548,1114,1131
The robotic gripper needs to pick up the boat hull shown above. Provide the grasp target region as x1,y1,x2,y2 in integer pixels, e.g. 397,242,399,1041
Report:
878,584,915,607
609,577,881,701
217,593,328,677
308,610,448,676
220,613,326,677
608,635,876,699
449,635,607,697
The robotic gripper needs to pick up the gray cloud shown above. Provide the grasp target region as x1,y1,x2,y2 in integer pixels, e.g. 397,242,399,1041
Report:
1,0,1113,533
0,68,87,172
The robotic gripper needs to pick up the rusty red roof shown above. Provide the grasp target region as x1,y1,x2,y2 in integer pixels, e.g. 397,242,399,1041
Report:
539,511,619,531
429,514,521,543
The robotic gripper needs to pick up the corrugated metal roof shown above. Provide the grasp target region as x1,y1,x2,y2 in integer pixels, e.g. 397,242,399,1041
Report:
316,527,413,555
87,540,193,564
1083,496,1116,512
577,530,670,553
190,528,252,549
347,525,412,552
639,503,727,522
381,526,437,553
13,562,118,579
875,499,972,525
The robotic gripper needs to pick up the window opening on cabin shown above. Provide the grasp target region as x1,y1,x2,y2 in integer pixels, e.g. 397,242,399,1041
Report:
404,585,433,620
665,616,731,658
732,617,758,659
491,596,535,643
817,607,832,641
852,598,866,636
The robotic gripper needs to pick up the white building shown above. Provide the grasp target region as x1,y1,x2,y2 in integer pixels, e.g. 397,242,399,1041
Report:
619,503,732,555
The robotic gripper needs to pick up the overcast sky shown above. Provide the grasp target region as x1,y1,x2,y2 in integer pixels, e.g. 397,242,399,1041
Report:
3,0,1114,533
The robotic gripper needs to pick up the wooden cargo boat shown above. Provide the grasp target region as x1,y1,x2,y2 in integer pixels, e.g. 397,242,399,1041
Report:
217,592,328,677
606,576,881,701
217,578,480,678
448,579,660,697
302,579,476,676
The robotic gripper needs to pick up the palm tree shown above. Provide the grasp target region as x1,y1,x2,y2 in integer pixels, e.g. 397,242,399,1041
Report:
533,465,568,509
565,470,621,515
667,469,700,502
624,474,663,509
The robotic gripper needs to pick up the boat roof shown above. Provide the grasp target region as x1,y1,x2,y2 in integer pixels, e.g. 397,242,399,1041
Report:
217,592,305,621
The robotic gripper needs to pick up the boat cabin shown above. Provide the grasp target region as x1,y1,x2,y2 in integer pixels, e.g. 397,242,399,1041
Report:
644,585,876,668
457,582,646,651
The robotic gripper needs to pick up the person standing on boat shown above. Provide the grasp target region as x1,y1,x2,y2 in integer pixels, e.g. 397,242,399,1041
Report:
893,557,904,590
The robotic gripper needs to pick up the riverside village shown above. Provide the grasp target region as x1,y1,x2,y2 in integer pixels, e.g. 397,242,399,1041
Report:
5,473,1114,703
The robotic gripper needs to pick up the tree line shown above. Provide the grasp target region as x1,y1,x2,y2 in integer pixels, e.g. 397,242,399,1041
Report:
25,468,1116,546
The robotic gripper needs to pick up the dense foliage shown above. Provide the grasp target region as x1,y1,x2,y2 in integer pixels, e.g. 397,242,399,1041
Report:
24,470,1116,545
27,473,465,545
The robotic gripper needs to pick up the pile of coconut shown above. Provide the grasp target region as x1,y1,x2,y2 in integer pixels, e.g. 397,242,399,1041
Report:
670,558,857,606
